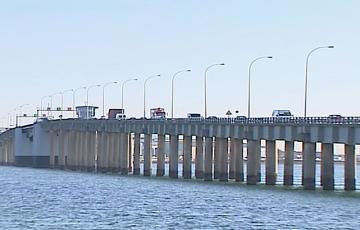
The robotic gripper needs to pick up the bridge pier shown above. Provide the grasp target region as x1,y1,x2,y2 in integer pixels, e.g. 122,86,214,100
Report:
195,136,204,179
265,140,277,185
247,140,260,185
229,138,236,179
120,133,129,175
214,137,219,180
128,133,133,173
303,142,316,190
169,135,179,178
284,141,294,185
143,134,151,176
219,137,228,182
321,143,334,190
344,144,356,191
204,137,213,181
183,135,192,179
133,133,140,175
234,138,244,182
156,134,165,176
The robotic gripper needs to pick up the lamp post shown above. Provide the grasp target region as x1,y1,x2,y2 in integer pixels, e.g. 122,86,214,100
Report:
171,69,191,118
40,95,51,111
61,89,74,117
15,103,29,127
143,74,161,118
50,92,62,117
304,46,334,117
86,84,101,106
204,63,225,118
121,78,138,110
102,81,118,118
247,56,272,118
72,86,86,118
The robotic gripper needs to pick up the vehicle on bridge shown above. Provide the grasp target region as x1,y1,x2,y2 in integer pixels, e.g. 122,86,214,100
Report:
150,108,166,119
272,110,293,118
108,109,126,120
327,114,343,122
187,113,202,120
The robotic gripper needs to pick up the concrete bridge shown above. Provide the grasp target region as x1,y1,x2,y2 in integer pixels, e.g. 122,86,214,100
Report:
0,117,358,191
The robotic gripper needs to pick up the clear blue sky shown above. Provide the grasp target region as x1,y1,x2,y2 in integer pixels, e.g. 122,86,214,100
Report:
1,0,359,125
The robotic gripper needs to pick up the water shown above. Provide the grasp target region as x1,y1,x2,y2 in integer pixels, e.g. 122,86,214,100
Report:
1,166,360,229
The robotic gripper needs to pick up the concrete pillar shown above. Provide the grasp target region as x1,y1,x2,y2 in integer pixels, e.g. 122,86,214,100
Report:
218,137,228,182
49,131,56,168
58,131,67,169
157,134,165,176
120,133,129,175
247,140,260,185
183,136,192,179
68,131,77,170
303,142,316,190
195,136,204,179
128,134,133,173
97,132,108,172
109,133,119,173
214,138,220,179
143,134,151,176
204,137,213,181
133,133,141,175
265,140,277,185
284,141,294,185
321,143,334,190
169,135,179,178
229,138,236,179
87,132,96,172
234,138,244,182
344,144,356,191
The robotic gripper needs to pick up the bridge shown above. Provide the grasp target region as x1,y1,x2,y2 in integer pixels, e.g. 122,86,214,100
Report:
0,117,358,191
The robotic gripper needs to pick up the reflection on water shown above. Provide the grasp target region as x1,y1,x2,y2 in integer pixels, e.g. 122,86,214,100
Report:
0,166,359,229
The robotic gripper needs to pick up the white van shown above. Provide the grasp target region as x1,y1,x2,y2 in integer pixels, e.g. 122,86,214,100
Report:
272,110,293,118
187,113,202,120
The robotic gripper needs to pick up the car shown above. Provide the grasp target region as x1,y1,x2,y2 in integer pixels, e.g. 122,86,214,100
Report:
272,110,293,118
206,116,218,120
187,113,202,120
235,115,247,121
327,114,342,122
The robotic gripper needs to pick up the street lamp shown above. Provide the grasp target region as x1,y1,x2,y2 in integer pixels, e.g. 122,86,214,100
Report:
73,86,86,118
171,69,191,118
304,46,334,117
102,81,118,118
61,89,74,117
121,78,138,110
204,63,225,118
143,74,161,118
50,92,62,116
86,84,101,106
247,56,272,118
40,95,51,111
15,103,29,127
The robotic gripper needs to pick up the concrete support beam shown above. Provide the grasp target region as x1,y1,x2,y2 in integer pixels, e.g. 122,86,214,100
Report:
157,134,165,176
120,133,129,175
133,133,141,175
229,138,236,179
344,144,356,191
204,137,213,181
284,141,294,186
195,136,204,179
214,138,219,179
265,140,277,185
303,142,316,190
234,138,244,182
169,135,179,178
128,134,133,173
218,137,228,182
183,136,192,179
143,134,151,176
87,132,96,172
247,140,260,185
321,143,334,190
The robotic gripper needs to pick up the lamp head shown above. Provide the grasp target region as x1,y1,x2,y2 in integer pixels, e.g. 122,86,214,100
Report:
186,69,191,72
328,46,335,48
267,56,273,59
220,63,225,65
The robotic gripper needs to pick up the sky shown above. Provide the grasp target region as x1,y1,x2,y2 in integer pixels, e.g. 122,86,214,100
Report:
0,0,360,126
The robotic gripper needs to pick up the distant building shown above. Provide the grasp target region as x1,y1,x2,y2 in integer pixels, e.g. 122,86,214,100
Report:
76,106,98,119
